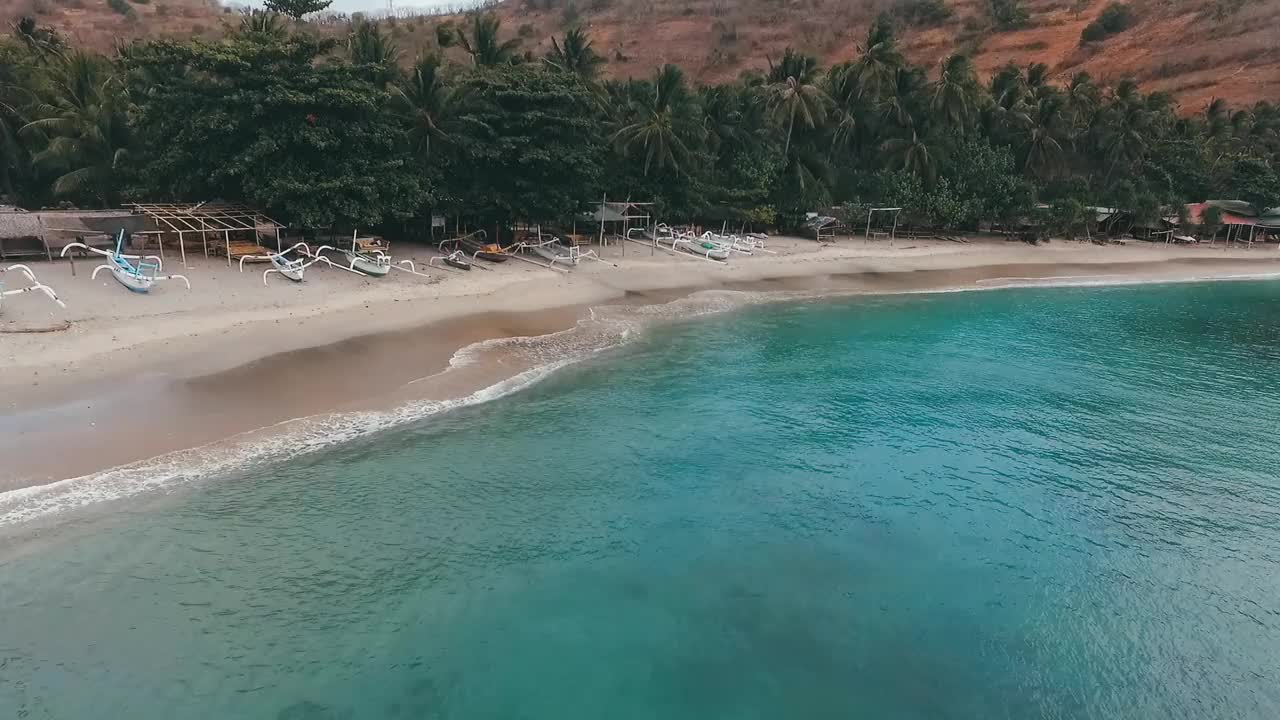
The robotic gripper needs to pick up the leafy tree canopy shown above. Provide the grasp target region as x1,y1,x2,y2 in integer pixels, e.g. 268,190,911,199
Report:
124,34,426,227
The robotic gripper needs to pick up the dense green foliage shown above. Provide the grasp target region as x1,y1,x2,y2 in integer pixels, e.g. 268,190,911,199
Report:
262,0,332,21
0,12,1277,235
1081,3,1134,43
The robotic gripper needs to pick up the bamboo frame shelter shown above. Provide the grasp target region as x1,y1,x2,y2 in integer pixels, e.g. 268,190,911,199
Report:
587,198,654,257
865,207,902,242
130,203,285,268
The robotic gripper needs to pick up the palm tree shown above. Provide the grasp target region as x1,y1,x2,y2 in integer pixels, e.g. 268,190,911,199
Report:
456,14,520,67
765,48,829,155
237,9,287,39
546,28,604,81
824,61,869,151
393,53,453,160
20,51,130,206
929,54,978,131
855,15,903,100
1062,72,1099,127
1023,92,1068,179
348,19,401,83
881,66,924,130
881,129,937,184
612,64,693,175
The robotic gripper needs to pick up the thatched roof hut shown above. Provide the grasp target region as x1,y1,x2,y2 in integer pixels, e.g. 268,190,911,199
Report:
0,210,50,261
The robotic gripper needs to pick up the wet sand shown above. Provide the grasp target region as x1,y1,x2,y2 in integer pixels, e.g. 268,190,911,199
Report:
2,236,1278,498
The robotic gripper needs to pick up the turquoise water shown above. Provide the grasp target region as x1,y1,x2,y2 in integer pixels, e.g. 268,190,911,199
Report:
3,281,1280,719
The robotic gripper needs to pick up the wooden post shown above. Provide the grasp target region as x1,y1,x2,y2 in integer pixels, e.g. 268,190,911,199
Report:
224,230,231,267
177,230,185,268
599,193,606,247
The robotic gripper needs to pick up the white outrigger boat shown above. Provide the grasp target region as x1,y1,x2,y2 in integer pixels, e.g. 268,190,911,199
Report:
61,230,190,293
653,224,730,261
521,229,599,268
314,231,433,279
238,242,329,285
1,264,65,314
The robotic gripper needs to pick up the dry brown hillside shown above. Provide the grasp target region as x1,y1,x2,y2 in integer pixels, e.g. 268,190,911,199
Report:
4,0,1277,111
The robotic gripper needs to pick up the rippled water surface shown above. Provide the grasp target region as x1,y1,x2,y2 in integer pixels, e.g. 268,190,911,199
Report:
4,281,1280,719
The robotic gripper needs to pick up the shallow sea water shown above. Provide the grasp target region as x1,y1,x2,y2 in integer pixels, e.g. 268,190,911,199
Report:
2,281,1280,719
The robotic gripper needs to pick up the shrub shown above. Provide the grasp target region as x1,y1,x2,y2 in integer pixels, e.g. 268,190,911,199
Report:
989,0,1029,29
131,0,151,5
106,0,134,16
895,0,953,27
1080,3,1133,42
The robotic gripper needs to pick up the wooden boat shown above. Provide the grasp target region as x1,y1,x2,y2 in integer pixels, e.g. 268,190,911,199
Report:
457,234,509,263
61,231,190,293
444,252,472,270
529,239,579,266
1,264,64,314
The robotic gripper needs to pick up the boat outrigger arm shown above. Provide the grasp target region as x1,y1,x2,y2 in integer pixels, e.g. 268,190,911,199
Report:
238,242,329,285
60,230,190,293
313,231,433,280
1,264,66,312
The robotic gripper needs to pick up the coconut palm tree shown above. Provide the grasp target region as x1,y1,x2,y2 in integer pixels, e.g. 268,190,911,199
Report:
612,64,694,175
929,54,978,131
825,61,870,151
765,48,829,156
393,53,453,160
456,14,520,67
881,129,937,184
1062,71,1099,127
546,28,604,81
1023,92,1068,179
20,51,131,206
855,15,903,100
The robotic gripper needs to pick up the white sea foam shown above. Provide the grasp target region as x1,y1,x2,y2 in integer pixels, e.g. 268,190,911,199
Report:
0,349,587,528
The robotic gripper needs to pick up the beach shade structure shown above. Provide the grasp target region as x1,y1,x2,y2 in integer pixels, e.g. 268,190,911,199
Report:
130,203,286,268
583,198,654,257
804,213,844,242
1183,201,1280,247
865,207,903,243
0,209,52,261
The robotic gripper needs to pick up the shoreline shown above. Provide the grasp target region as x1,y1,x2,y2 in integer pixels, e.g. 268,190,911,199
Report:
2,237,1279,521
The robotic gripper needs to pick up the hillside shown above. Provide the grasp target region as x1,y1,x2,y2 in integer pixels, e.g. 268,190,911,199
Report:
3,0,1278,110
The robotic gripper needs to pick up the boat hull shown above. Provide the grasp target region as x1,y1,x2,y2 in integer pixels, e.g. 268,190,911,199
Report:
532,245,577,266
684,242,730,261
272,255,305,282
350,253,391,276
444,256,472,270
112,265,153,293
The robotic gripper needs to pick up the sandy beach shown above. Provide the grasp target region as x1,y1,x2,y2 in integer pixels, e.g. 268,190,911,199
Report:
2,235,1278,497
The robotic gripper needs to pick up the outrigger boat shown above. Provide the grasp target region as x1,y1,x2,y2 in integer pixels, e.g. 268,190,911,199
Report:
452,231,510,263
429,249,472,271
523,232,597,268
238,242,328,285
61,230,190,293
1,264,65,314
316,232,391,277
315,231,433,279
653,224,730,262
